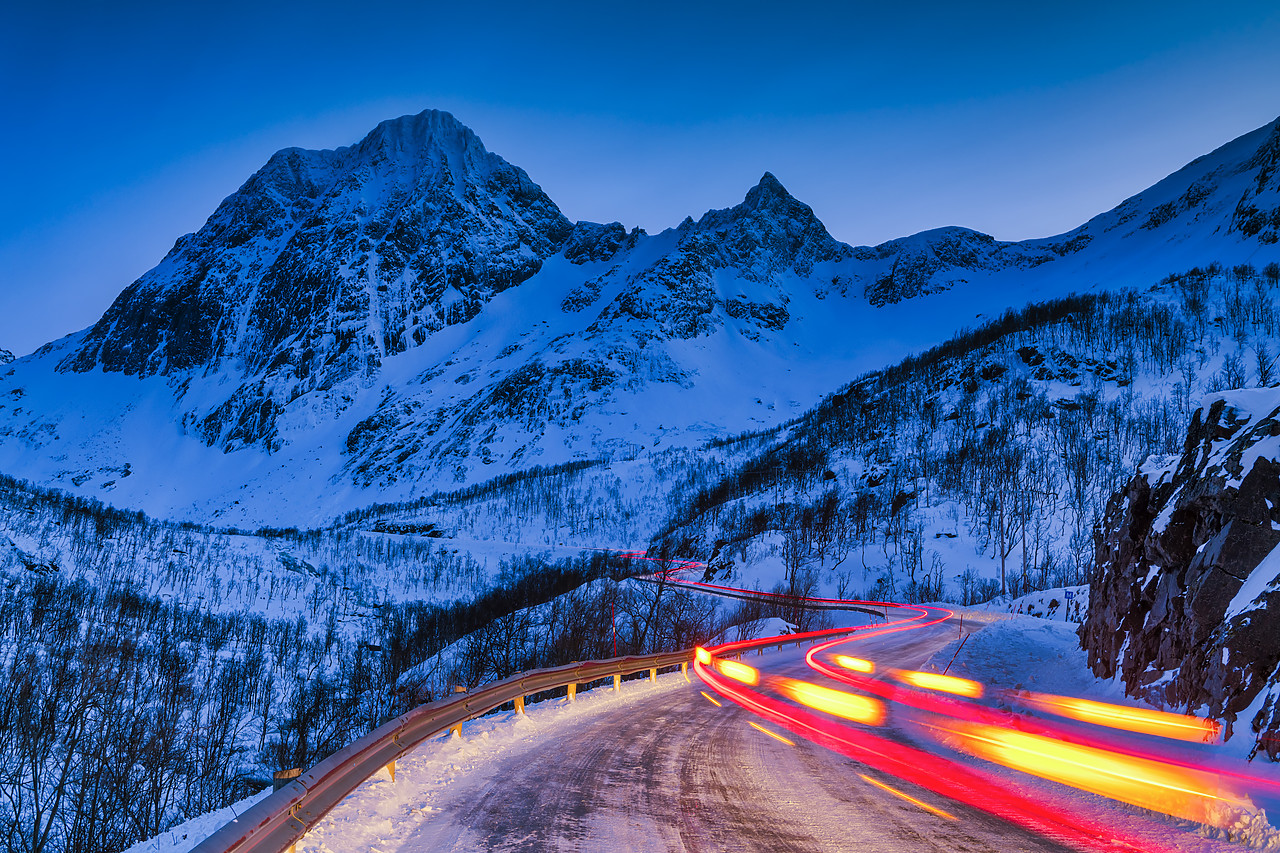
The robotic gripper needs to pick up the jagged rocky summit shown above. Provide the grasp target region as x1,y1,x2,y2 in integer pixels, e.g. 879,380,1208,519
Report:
0,109,1278,524
1081,390,1280,758
64,110,574,450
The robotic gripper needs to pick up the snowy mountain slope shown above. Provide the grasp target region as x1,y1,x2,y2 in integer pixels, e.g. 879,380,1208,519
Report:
648,266,1280,630
852,117,1280,307
0,111,1277,526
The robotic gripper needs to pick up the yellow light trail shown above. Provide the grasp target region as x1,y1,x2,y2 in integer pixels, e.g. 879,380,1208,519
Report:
775,677,885,725
935,721,1250,827
749,721,796,746
718,658,760,686
858,774,958,821
896,670,983,698
700,690,723,707
1016,692,1221,742
695,646,712,665
833,654,875,674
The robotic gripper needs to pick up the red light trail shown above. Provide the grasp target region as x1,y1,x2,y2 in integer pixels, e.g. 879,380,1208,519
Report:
636,552,1278,852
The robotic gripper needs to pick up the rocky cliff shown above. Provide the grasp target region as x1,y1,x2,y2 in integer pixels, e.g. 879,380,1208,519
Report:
1081,390,1280,759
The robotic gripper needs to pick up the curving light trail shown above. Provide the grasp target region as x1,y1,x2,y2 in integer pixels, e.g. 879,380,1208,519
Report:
632,552,1279,852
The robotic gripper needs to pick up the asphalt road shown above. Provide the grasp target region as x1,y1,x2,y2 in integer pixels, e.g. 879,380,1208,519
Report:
394,617,1075,852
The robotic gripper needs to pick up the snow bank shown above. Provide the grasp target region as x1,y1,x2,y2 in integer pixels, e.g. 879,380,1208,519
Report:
121,788,271,853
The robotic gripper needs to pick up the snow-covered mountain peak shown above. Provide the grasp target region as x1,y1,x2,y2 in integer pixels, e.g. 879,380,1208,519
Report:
57,109,573,453
742,170,794,207
686,171,849,279
354,109,477,157
2,111,1278,525
699,171,819,228
1050,114,1280,251
342,109,511,190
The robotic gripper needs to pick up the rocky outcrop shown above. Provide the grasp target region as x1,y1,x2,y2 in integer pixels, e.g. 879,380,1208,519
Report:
1231,120,1280,243
584,173,844,343
562,221,637,265
861,226,1088,307
1081,393,1280,758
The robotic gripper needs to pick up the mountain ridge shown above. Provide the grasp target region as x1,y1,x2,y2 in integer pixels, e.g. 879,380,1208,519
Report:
1,109,1277,525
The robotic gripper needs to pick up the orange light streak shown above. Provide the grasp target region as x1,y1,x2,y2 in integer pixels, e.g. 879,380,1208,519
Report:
1015,692,1221,743
718,658,760,685
935,721,1250,827
695,646,712,665
700,690,723,708
748,720,796,746
833,654,875,673
896,670,984,698
858,774,958,821
775,677,885,725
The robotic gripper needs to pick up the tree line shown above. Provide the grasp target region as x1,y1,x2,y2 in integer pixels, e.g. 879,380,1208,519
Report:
653,263,1280,604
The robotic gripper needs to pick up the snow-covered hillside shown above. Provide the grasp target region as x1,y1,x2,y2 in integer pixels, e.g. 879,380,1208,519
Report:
651,265,1280,609
0,111,1277,526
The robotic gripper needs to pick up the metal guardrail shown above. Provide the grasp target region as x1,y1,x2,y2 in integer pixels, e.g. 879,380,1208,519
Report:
194,601,910,853
193,650,693,853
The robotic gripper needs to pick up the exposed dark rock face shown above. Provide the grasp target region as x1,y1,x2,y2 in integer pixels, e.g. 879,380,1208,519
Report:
1081,395,1280,758
562,221,637,265
862,227,1079,307
693,172,850,279
1232,121,1280,243
587,173,843,342
60,110,573,450
0,348,13,365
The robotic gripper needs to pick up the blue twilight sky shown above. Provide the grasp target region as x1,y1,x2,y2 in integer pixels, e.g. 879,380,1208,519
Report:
1,0,1279,356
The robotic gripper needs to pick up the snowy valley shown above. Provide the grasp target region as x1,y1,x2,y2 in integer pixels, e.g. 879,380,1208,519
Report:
2,108,1280,852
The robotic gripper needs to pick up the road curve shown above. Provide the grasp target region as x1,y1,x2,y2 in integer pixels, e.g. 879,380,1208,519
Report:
388,619,1073,852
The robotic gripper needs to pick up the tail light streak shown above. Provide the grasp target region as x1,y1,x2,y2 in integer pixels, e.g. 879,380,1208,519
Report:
931,720,1251,826
1012,691,1221,743
639,552,1273,848
695,656,1181,853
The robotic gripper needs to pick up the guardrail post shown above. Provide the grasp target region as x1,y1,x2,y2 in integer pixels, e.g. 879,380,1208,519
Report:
195,650,715,853
273,768,301,792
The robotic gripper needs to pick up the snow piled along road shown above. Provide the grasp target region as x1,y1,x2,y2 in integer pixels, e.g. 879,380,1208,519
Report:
136,610,1280,853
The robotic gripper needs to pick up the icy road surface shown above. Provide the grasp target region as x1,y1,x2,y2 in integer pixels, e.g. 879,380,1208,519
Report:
300,618,1078,852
